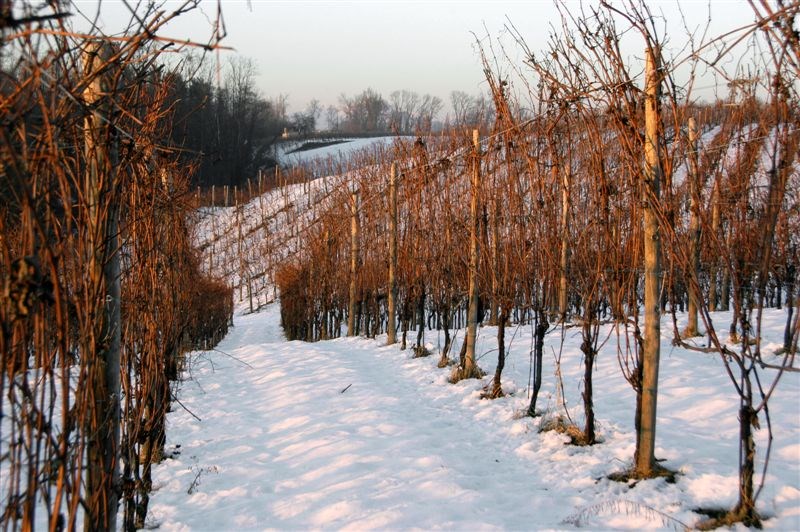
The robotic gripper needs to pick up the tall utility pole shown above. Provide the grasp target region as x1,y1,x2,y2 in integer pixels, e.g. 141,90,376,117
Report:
83,40,121,532
637,45,663,477
463,129,482,379
347,189,360,336
387,162,398,345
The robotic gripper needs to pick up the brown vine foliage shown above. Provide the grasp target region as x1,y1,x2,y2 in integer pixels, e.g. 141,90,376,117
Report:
0,2,232,530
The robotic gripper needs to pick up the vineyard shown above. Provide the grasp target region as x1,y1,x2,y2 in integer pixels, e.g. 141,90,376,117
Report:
1,0,799,530
200,3,799,529
0,2,232,530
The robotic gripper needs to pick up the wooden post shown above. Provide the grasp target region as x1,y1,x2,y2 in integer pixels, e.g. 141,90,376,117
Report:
489,200,499,326
82,40,121,532
685,117,701,337
463,129,482,379
258,184,266,226
387,162,398,345
236,190,243,303
347,189,360,336
709,180,721,311
248,274,253,313
210,204,216,272
637,45,663,477
321,228,331,340
558,156,570,321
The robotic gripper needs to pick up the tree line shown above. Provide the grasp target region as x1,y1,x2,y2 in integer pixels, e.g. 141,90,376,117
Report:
327,89,493,135
164,54,496,190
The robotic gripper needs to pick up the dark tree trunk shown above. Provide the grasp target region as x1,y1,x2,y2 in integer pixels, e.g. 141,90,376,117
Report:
438,304,452,368
730,303,740,343
731,378,761,527
372,296,380,338
401,299,409,350
721,267,731,311
782,265,795,353
580,321,597,445
527,311,548,417
416,286,426,348
490,310,509,398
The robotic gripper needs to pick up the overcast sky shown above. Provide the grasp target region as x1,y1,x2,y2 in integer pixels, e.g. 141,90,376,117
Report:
73,0,758,114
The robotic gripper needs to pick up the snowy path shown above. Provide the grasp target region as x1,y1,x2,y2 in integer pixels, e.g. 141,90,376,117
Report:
149,305,800,530
151,307,563,529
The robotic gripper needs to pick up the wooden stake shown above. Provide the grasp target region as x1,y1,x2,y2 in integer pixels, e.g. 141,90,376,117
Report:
347,190,360,336
236,192,243,303
82,40,121,532
387,162,398,345
709,182,721,311
637,45,663,477
686,117,701,336
558,154,570,320
464,129,482,378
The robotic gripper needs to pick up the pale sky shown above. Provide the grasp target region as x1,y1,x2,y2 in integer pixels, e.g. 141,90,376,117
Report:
73,0,758,114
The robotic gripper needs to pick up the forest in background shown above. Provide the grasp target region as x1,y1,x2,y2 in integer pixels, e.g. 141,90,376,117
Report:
163,55,496,189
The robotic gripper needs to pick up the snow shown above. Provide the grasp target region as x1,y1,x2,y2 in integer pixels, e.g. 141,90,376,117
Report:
147,304,800,530
192,135,418,312
273,137,403,166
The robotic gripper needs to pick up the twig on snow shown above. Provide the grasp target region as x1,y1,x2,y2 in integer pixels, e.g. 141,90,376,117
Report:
212,348,255,369
171,392,202,422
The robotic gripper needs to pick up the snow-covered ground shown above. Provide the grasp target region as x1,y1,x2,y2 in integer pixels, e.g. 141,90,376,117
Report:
148,304,800,530
160,130,800,530
273,137,403,167
193,136,410,306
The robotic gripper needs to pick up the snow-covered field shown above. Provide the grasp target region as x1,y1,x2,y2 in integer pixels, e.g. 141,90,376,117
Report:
273,137,402,166
147,303,800,530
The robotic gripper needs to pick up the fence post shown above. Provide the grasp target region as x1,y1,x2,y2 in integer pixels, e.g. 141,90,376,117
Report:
82,40,121,532
387,162,398,345
463,129,482,379
347,189,360,336
685,117,701,337
637,45,663,477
